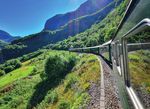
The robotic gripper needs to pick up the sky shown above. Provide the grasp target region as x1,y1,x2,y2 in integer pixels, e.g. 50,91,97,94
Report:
0,0,87,37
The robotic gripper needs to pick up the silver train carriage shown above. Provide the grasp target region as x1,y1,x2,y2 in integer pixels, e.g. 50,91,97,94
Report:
69,0,150,109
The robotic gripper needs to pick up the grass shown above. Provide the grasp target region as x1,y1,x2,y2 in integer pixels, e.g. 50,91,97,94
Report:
0,63,34,89
0,50,100,109
37,54,100,109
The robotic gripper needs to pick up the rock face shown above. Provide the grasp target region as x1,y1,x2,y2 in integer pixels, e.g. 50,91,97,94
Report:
44,0,113,30
0,30,20,42
7,0,122,60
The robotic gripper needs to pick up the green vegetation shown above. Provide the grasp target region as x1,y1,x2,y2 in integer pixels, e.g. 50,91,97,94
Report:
129,50,150,93
18,50,44,62
128,29,150,43
0,59,22,76
44,54,76,79
0,50,100,109
47,0,129,50
0,49,44,75
0,0,128,63
1,44,27,61
0,65,34,88
0,40,8,49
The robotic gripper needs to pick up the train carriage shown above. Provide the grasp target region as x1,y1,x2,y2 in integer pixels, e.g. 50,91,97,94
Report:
69,0,150,109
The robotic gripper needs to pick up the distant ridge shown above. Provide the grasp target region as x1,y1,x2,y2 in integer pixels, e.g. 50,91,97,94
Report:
1,0,124,63
44,0,113,30
0,30,20,42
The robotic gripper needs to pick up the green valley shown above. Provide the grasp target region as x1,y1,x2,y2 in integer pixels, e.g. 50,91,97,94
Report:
0,50,100,109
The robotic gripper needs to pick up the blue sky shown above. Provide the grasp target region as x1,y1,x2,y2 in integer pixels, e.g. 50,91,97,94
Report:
0,0,87,37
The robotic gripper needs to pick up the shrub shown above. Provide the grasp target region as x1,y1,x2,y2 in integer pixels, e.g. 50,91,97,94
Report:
4,66,14,73
58,100,70,109
0,59,22,74
72,93,90,109
30,67,38,76
3,96,12,104
10,97,23,108
0,69,5,76
44,54,76,80
44,55,65,79
0,99,5,105
64,75,78,92
14,59,22,69
19,50,44,62
45,91,58,104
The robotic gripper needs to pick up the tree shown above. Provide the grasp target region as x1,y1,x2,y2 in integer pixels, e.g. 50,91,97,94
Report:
0,69,5,76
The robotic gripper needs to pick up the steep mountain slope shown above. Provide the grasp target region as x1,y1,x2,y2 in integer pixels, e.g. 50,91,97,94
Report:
0,30,20,42
12,0,122,49
0,30,13,42
0,0,125,63
0,40,8,49
44,0,113,30
47,0,129,50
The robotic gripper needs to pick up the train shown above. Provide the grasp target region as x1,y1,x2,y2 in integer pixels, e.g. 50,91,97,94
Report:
69,0,150,109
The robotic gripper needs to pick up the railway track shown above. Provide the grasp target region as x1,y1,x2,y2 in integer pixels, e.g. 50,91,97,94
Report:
86,55,123,109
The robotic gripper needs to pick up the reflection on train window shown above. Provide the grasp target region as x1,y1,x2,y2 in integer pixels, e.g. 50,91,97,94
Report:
114,42,118,64
127,29,150,109
101,46,110,61
115,41,122,75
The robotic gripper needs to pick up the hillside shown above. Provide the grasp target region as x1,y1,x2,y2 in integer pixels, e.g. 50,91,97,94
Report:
0,30,20,43
46,0,129,50
0,40,8,49
13,0,122,45
0,50,100,109
0,0,123,62
44,0,113,30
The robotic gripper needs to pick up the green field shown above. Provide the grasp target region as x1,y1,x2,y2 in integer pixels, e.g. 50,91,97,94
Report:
0,50,100,109
0,65,34,89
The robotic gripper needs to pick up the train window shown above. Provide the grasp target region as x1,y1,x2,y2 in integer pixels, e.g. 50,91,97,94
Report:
116,0,150,41
127,28,150,109
101,45,110,61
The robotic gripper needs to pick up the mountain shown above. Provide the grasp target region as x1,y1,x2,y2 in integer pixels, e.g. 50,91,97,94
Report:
12,0,122,46
50,0,129,50
44,0,113,30
0,30,20,42
0,40,8,49
1,0,124,63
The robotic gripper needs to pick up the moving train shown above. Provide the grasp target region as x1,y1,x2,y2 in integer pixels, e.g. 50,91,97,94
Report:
70,0,150,109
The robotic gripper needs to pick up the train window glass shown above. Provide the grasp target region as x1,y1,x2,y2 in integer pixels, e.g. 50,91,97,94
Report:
117,41,122,75
114,42,118,64
101,45,110,61
116,0,150,40
127,28,150,109
111,44,114,58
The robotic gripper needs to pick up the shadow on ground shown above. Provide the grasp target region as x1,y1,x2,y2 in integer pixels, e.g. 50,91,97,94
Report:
27,74,66,109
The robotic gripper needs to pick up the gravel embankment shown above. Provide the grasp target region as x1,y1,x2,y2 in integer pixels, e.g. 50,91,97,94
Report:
86,57,123,109
86,81,101,109
136,88,150,108
101,59,123,109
